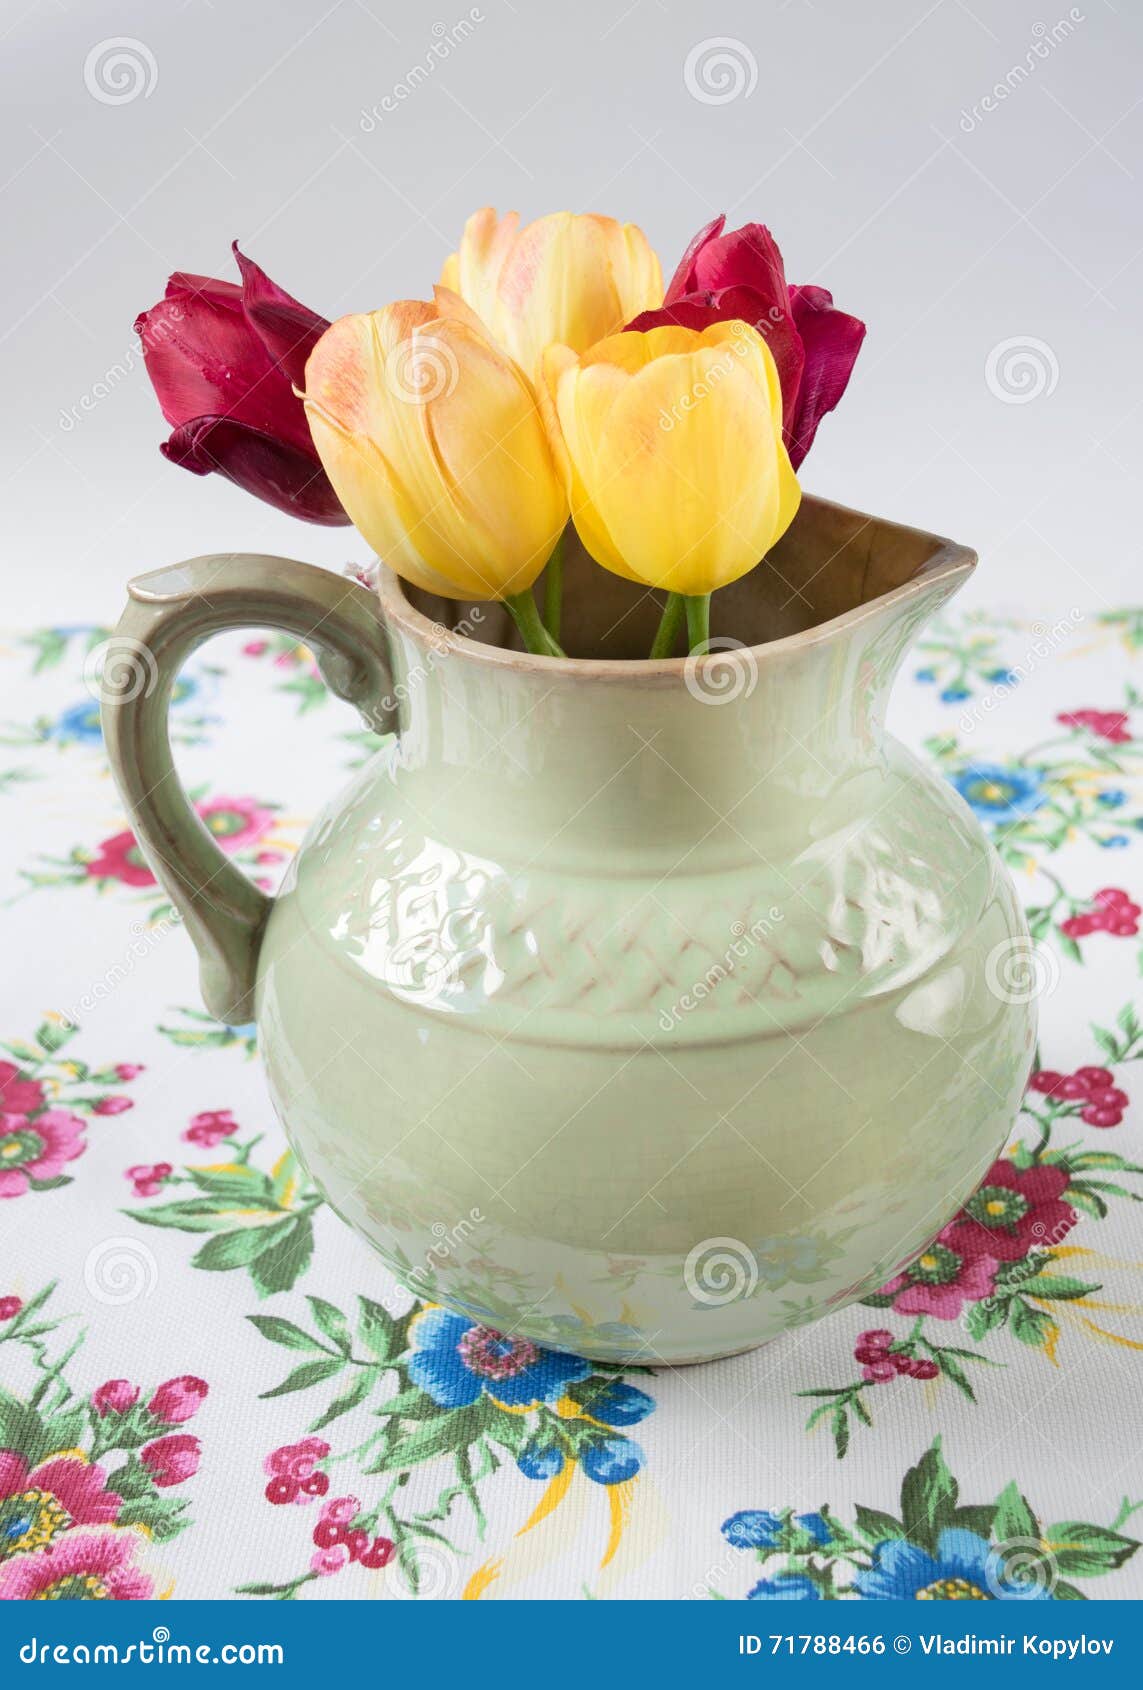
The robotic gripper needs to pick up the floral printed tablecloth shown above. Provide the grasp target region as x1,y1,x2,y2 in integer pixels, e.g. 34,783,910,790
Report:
2,600,1142,1604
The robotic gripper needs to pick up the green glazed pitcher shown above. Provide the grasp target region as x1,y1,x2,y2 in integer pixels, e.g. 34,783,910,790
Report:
102,496,1035,1365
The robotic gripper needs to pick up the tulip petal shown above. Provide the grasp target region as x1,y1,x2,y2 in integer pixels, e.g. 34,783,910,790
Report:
540,345,641,582
162,416,348,525
785,285,867,469
442,206,662,377
590,332,799,595
305,305,566,600
232,242,330,390
663,213,725,303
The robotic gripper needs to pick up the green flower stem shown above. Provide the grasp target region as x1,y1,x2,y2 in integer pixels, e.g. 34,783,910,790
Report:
685,593,712,656
504,590,566,658
649,592,686,659
542,530,565,643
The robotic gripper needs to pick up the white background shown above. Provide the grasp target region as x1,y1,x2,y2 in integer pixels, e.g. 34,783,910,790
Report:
3,0,1140,623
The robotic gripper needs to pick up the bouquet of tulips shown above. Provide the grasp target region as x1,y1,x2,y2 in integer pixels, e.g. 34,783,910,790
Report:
136,209,865,658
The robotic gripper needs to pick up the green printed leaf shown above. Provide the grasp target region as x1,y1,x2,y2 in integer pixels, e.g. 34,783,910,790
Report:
966,1296,1009,1340
308,1368,374,1433
1018,1274,1097,1301
260,1358,345,1400
357,1296,399,1364
192,1226,286,1273
126,1199,248,1234
993,1481,1038,1545
186,1164,272,1203
900,1439,958,1555
854,1505,903,1545
1009,1299,1058,1350
247,1315,327,1353
248,1215,314,1298
306,1296,352,1355
1045,1522,1140,1577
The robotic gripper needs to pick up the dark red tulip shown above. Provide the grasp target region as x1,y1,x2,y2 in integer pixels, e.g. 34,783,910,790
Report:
626,215,865,469
135,243,348,525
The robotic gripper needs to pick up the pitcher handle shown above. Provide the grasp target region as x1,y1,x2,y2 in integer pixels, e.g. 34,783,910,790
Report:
101,553,396,1025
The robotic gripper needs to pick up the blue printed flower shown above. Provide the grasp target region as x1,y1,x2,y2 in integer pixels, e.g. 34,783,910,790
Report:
581,1380,655,1427
1101,834,1130,848
407,1308,590,1410
516,1438,566,1481
1098,790,1128,808
987,668,1018,687
723,1509,784,1549
915,668,937,683
722,1509,830,1550
747,1573,822,1600
940,685,970,703
580,1435,643,1485
49,701,103,744
951,763,1045,823
853,1528,1053,1601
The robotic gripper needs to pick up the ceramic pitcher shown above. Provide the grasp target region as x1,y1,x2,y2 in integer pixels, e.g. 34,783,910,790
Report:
103,495,1035,1365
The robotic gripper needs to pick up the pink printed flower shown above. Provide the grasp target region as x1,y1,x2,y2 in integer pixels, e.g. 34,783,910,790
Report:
0,1296,21,1321
0,1109,86,1199
113,1063,145,1082
0,1062,46,1115
125,1161,172,1199
0,1528,153,1599
92,1379,140,1417
84,829,156,887
148,1376,208,1425
184,1109,238,1148
196,795,275,853
948,1159,1077,1262
877,1225,1000,1320
140,1432,200,1488
242,639,269,656
1057,708,1131,744
92,1096,134,1117
0,1453,122,1558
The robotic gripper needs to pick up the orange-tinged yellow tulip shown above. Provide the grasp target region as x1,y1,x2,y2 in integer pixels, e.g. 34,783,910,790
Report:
440,207,663,380
303,291,567,602
539,320,801,597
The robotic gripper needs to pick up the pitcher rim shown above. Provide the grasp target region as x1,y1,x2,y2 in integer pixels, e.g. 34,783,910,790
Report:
378,494,977,682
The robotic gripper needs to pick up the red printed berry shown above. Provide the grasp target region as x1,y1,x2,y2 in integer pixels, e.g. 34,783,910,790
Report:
1074,1067,1114,1091
265,1475,298,1506
1029,1070,1065,1096
312,1519,347,1550
913,1359,939,1381
1059,1076,1091,1099
1095,887,1131,907
1082,1106,1123,1129
889,1351,914,1374
300,1471,329,1497
357,1536,396,1570
861,1361,896,1384
344,1529,369,1561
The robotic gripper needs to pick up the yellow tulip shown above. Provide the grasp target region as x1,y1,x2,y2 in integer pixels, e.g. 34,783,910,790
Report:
303,291,567,608
539,320,801,600
440,207,663,380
